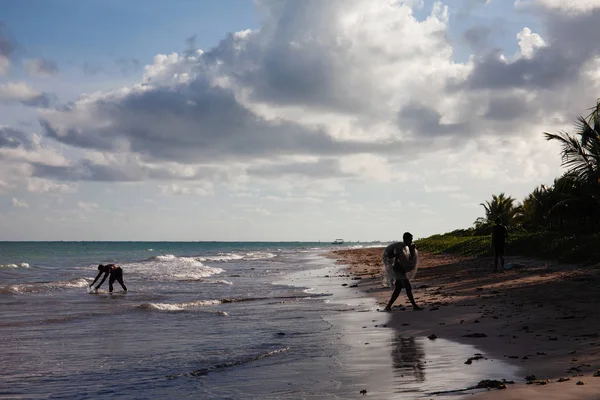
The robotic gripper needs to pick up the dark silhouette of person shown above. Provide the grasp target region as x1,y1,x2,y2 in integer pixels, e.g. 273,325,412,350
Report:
491,218,508,272
382,232,422,311
89,264,127,293
391,335,425,383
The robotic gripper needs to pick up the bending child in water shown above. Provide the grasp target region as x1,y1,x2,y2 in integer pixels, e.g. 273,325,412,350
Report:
89,264,127,293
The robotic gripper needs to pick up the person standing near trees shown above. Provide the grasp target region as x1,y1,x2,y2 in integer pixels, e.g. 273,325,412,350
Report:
492,218,508,272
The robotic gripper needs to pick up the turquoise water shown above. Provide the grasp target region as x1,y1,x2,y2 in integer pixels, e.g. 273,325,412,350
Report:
0,242,518,399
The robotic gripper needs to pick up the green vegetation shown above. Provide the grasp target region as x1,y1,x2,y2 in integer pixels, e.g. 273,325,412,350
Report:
417,100,600,265
416,231,600,265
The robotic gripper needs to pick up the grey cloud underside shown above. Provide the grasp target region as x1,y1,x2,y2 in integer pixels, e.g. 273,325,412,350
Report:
30,159,218,182
459,9,600,91
0,127,32,149
22,93,53,108
30,161,146,182
41,80,417,164
463,25,492,52
483,95,529,121
398,102,473,136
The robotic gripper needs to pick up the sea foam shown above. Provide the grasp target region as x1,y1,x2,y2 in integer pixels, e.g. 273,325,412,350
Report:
0,263,30,269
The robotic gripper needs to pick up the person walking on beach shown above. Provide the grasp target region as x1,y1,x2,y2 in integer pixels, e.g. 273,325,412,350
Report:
492,218,508,272
382,232,422,311
89,264,127,293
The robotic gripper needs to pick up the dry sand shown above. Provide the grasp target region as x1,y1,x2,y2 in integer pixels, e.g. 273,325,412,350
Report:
329,247,600,399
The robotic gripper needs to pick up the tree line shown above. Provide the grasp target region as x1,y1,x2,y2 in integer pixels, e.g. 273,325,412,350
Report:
473,100,600,235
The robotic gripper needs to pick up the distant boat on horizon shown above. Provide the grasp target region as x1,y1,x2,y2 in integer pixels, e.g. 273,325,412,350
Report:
332,239,344,245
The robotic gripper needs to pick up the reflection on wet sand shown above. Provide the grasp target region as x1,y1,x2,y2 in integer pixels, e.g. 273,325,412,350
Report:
391,334,426,386
388,333,520,397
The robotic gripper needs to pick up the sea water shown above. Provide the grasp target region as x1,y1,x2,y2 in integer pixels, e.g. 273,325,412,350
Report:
0,242,518,399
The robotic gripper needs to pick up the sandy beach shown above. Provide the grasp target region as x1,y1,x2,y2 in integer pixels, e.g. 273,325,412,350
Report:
330,247,600,399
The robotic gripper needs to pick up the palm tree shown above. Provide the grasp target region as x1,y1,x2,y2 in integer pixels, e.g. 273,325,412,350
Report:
474,193,519,231
544,99,600,185
545,100,600,231
518,184,554,230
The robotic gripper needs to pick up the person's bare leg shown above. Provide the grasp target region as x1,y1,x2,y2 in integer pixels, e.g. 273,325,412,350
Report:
117,276,127,291
494,253,499,272
384,281,403,311
403,279,422,310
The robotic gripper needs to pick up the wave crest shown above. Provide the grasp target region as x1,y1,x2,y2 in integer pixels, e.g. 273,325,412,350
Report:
138,299,223,312
1,278,89,294
0,263,30,269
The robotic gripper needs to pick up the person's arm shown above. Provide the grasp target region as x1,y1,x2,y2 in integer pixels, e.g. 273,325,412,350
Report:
408,244,416,260
90,271,103,287
95,272,109,289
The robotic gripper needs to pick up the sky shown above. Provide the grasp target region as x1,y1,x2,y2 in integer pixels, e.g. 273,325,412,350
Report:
1,0,599,241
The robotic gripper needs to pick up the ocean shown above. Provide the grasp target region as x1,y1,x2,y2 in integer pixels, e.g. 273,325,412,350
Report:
0,242,517,399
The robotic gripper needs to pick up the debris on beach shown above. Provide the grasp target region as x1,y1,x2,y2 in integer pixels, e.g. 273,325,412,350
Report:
476,380,510,390
576,380,586,385
463,333,487,338
464,354,486,365
359,389,367,395
594,369,600,377
430,379,513,395
427,334,437,340
525,375,551,385
557,377,571,382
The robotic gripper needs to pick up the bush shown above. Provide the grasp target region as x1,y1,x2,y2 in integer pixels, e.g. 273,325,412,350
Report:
416,231,600,265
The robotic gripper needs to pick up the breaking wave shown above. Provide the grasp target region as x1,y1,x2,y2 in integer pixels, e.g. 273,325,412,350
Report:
130,254,224,281
0,263,30,269
0,278,89,294
138,299,224,312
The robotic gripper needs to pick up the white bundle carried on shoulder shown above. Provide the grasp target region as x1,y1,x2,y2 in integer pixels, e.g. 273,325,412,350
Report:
382,246,419,287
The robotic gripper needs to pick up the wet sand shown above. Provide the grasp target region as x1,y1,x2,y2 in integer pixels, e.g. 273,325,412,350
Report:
329,247,600,399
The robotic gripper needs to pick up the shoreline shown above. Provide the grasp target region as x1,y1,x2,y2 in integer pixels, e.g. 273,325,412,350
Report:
328,247,600,399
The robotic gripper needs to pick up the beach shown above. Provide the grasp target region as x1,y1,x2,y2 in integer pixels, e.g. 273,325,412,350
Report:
3,241,519,399
3,240,600,399
330,247,600,399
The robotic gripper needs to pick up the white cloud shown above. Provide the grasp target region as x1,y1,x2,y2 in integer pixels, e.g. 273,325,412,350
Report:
77,201,99,211
11,198,29,208
158,182,214,196
516,27,546,58
26,178,77,194
4,0,600,240
0,82,49,107
0,82,40,101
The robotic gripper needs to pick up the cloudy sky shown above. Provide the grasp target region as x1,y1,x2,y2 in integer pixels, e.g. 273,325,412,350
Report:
1,0,598,241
